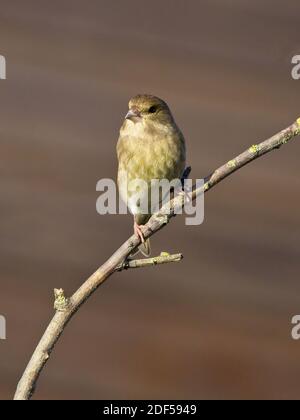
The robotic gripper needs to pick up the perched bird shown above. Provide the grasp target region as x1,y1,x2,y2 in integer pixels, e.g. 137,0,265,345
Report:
117,94,186,256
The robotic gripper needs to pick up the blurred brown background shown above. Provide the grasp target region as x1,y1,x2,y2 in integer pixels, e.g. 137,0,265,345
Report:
0,0,300,400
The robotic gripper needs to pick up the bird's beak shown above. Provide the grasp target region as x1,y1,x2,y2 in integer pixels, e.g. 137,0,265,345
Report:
125,108,141,122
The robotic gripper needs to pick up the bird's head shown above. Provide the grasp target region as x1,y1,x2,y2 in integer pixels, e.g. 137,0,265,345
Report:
125,94,174,126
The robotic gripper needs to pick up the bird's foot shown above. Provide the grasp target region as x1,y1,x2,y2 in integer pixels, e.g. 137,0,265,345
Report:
134,222,145,243
181,166,192,187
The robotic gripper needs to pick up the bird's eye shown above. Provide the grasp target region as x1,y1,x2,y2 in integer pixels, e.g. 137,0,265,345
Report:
148,105,157,113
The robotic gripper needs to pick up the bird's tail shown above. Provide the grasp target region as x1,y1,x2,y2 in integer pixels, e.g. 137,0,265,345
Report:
138,238,151,257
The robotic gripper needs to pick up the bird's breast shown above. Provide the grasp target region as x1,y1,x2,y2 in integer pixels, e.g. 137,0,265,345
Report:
117,121,186,216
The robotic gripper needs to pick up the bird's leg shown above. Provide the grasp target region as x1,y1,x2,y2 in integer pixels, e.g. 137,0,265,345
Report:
134,221,145,243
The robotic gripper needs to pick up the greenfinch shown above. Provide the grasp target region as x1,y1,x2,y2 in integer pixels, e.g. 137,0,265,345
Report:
117,94,186,256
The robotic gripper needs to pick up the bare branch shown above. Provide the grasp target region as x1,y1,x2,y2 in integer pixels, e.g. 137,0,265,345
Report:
116,252,183,271
14,118,300,400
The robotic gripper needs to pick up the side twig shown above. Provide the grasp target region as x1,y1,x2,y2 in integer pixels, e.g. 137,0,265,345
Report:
116,252,183,271
14,118,300,400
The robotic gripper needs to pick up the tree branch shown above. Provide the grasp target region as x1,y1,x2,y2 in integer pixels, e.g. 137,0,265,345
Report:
116,252,183,271
14,118,300,400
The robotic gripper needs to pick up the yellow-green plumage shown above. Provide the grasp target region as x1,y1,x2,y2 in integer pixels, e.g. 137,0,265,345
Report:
117,94,186,255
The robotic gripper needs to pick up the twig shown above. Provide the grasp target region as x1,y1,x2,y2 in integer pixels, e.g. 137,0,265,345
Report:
14,118,300,400
116,252,183,271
